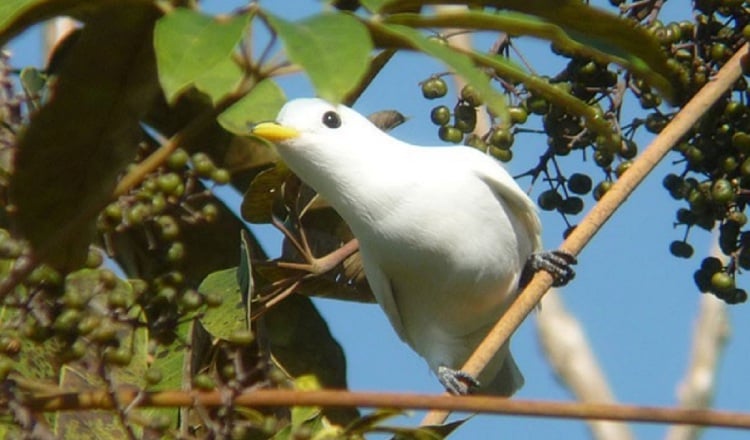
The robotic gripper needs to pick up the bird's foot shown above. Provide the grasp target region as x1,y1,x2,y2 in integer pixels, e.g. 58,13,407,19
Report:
522,251,577,288
437,365,480,395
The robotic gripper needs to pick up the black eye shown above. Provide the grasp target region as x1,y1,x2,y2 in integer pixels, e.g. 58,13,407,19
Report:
322,111,341,128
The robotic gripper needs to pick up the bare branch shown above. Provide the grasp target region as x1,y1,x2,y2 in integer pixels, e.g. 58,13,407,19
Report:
537,290,634,440
665,243,730,440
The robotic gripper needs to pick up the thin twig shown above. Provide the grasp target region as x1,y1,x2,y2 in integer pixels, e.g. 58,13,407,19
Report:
15,388,750,431
421,43,749,426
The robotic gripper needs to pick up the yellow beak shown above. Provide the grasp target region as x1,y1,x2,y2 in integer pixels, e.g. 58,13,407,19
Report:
252,122,300,142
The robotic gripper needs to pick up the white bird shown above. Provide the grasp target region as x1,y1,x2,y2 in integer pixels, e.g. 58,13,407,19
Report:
252,98,575,395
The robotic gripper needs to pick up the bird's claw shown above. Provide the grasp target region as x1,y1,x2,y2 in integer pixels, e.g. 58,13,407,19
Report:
437,365,480,395
523,251,577,287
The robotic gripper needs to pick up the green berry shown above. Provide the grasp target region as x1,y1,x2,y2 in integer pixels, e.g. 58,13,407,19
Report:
421,77,448,99
167,148,190,170
211,168,231,185
438,125,463,143
489,128,514,150
559,197,584,215
430,105,451,126
710,271,734,292
508,106,528,124
460,84,483,106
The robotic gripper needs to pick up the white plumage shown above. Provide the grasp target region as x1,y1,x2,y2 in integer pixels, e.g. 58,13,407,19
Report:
252,98,572,395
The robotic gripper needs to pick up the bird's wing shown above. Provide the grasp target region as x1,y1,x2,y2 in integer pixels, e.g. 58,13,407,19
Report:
474,157,543,253
359,247,410,343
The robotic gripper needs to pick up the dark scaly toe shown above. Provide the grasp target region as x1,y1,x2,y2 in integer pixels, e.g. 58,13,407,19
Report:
437,365,480,395
522,251,577,288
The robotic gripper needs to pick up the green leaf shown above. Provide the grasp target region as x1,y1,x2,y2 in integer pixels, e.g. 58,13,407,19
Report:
218,79,286,134
369,22,508,119
9,3,161,270
265,12,373,103
198,268,246,339
194,56,244,104
154,8,250,103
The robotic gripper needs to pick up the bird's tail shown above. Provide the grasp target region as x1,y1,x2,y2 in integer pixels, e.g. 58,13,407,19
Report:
481,354,525,396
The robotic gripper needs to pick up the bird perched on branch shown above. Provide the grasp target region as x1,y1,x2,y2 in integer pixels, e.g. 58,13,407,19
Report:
252,98,575,396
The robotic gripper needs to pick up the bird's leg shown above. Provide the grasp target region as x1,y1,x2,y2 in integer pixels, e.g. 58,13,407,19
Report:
520,250,577,288
437,365,480,396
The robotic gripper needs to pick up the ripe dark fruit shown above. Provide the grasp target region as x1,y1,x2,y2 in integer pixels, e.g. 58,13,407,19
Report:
567,173,593,195
454,103,477,133
430,105,451,126
669,240,694,258
525,95,549,115
560,197,584,215
421,77,448,99
538,190,563,211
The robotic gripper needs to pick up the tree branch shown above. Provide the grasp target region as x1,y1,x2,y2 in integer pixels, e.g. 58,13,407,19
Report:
11,387,750,430
537,290,634,440
665,242,730,440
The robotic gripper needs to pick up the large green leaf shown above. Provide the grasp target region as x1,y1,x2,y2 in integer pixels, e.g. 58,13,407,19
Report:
154,8,250,103
9,3,161,270
367,22,508,119
218,79,286,135
264,12,373,103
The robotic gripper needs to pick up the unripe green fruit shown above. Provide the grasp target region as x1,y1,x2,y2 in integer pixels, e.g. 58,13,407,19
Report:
167,149,190,170
438,125,463,143
193,373,216,390
711,179,734,204
104,347,132,366
460,84,483,107
701,256,723,274
489,128,514,150
192,152,216,177
508,106,528,124
644,113,667,133
489,146,512,162
710,271,734,292
211,168,231,185
421,78,448,99
430,105,451,126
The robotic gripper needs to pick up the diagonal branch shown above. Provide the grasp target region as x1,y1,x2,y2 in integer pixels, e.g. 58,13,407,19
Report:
421,43,749,426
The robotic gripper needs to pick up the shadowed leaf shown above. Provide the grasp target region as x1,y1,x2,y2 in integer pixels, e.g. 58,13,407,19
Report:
9,3,161,270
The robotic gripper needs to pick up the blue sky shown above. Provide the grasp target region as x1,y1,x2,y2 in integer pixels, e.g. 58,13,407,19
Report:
6,1,750,439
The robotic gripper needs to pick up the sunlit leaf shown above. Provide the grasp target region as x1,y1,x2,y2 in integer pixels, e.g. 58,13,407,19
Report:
9,3,161,270
198,268,246,339
154,8,249,102
265,12,373,103
218,79,286,134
